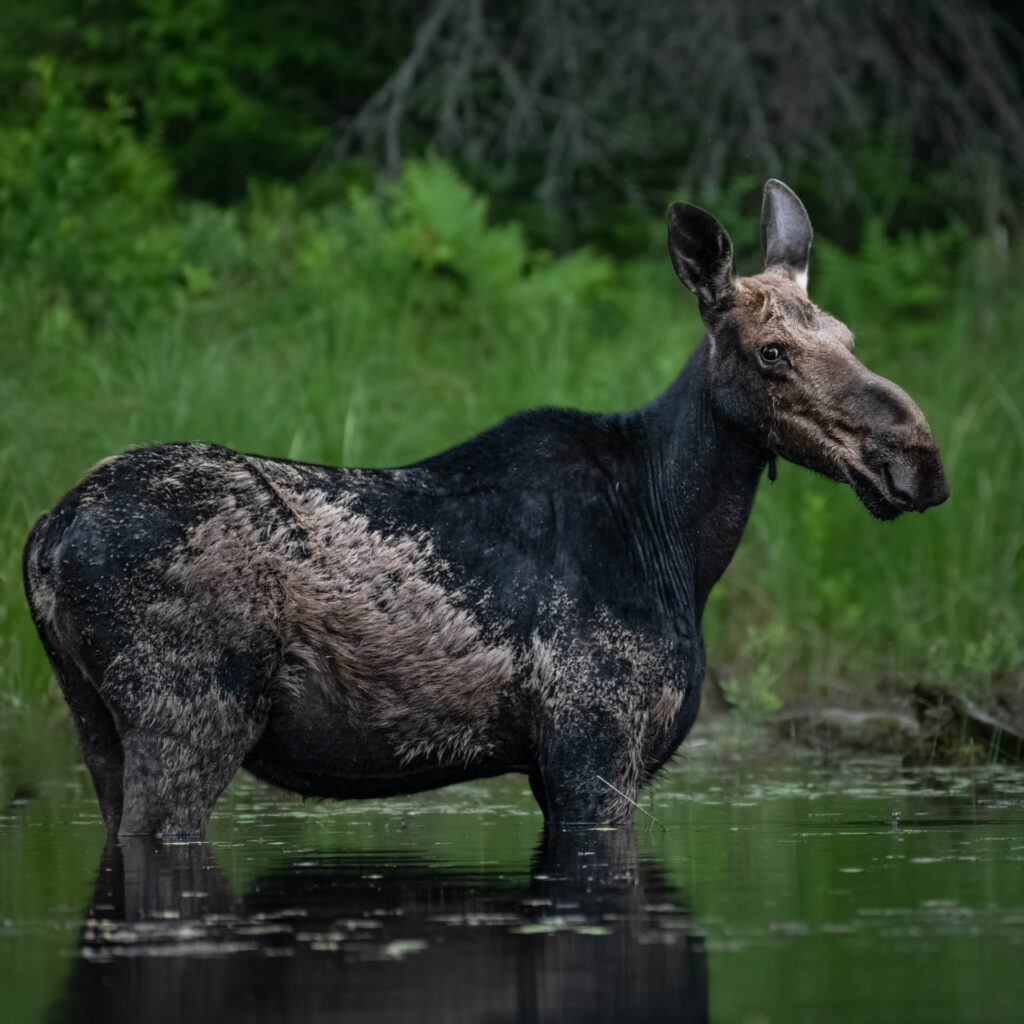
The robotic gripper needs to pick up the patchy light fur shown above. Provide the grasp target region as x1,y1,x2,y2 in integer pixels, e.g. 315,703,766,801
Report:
526,594,687,820
166,458,518,770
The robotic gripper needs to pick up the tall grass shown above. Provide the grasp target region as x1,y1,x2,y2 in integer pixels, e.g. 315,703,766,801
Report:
1,74,1021,766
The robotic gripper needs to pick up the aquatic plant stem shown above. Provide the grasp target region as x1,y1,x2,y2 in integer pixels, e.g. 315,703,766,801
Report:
596,775,666,831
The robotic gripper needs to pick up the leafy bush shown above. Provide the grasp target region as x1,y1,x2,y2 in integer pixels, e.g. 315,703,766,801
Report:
0,59,181,331
0,0,416,203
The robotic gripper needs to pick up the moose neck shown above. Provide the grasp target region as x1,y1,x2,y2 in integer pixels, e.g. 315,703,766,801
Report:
637,338,768,616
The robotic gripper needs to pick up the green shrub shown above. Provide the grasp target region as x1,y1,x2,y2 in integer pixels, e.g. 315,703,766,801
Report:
0,59,183,329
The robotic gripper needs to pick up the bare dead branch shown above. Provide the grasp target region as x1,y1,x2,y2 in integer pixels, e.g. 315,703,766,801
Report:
334,0,1024,225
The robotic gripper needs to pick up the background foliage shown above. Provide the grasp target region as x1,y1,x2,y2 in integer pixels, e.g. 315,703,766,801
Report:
3,1,1024,243
1,3,1022,753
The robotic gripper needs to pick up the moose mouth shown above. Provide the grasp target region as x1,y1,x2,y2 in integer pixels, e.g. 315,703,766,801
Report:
845,463,911,521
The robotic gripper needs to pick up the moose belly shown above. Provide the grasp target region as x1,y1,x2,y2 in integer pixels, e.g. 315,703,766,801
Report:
242,664,531,800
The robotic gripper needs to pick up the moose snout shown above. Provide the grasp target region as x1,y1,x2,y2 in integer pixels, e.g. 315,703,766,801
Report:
849,371,950,515
880,446,950,513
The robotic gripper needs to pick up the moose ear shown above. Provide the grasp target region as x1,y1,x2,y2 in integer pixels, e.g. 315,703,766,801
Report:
761,179,812,291
667,202,735,310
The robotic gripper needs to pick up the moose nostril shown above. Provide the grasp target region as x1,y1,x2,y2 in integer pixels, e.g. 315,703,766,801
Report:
882,461,917,507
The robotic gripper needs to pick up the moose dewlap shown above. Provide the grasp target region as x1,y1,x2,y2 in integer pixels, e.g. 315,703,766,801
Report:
23,180,949,837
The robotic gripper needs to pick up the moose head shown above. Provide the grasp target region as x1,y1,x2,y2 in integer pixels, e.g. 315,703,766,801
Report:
667,180,950,520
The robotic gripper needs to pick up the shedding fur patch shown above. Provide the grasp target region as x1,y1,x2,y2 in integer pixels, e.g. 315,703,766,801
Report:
167,460,518,770
650,685,685,736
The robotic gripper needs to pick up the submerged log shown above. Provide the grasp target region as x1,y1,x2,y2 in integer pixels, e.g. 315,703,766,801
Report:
773,707,921,754
905,684,1024,765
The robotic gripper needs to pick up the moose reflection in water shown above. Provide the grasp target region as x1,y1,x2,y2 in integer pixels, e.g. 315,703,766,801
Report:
52,829,708,1024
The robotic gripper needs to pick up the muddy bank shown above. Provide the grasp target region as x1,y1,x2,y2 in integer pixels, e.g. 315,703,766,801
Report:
700,681,1024,765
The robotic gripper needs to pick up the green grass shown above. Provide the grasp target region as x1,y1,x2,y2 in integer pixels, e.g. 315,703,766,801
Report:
2,156,1022,788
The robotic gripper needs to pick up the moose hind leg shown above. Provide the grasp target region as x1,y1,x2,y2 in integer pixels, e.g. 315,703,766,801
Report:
49,651,124,834
109,643,272,838
119,726,255,837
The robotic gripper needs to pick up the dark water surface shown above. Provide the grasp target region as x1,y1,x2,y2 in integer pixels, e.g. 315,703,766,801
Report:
2,748,1023,1023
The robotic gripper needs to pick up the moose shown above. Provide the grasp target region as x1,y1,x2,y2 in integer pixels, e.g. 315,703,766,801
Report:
24,181,949,837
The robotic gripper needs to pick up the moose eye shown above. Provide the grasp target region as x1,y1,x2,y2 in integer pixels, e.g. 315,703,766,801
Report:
760,344,783,363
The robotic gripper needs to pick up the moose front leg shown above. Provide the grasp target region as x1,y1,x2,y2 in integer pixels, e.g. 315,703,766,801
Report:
534,715,644,826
